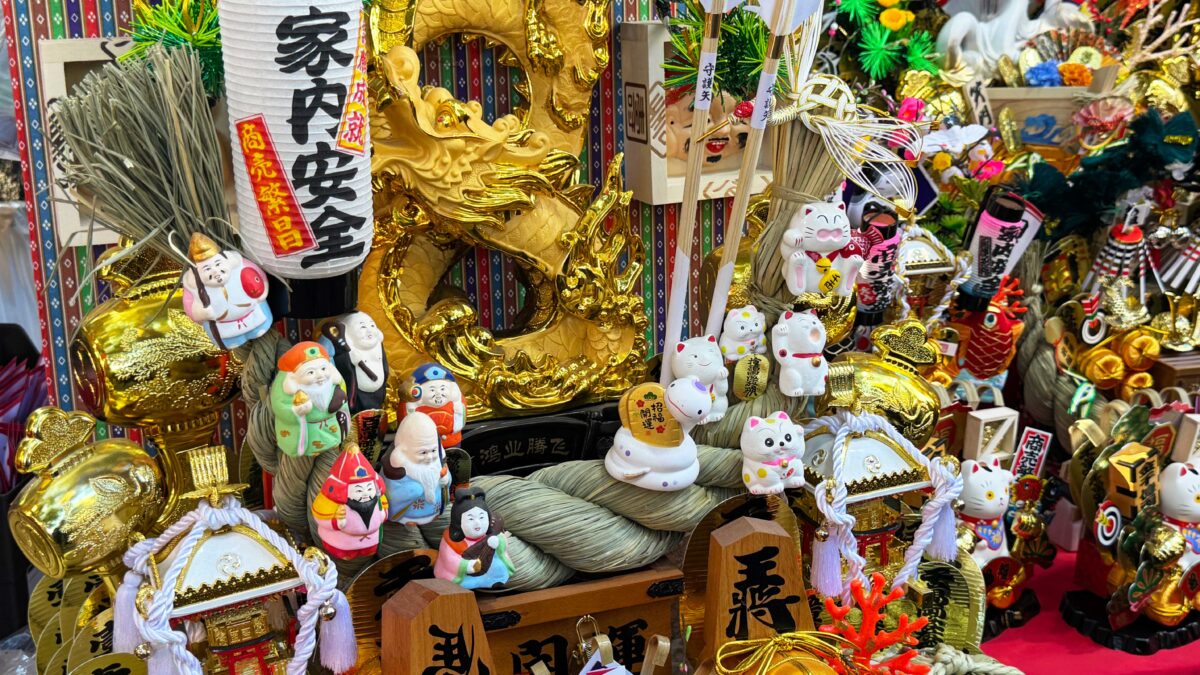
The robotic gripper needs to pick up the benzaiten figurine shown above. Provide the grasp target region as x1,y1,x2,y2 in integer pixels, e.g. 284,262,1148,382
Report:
772,310,829,397
404,363,466,449
605,377,712,491
779,201,864,298
181,232,272,350
718,305,768,362
739,412,806,495
320,311,389,413
434,487,515,590
382,411,450,525
671,335,728,423
271,342,349,457
311,442,388,560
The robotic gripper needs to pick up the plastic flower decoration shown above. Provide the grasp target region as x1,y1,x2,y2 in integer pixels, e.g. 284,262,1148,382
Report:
1058,62,1092,87
877,0,900,7
880,8,914,31
920,124,988,155
897,97,926,122
931,152,953,172
1025,60,1064,87
974,159,1006,180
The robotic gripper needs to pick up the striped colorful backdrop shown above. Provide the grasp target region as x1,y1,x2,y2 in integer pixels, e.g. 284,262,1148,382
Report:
3,0,734,439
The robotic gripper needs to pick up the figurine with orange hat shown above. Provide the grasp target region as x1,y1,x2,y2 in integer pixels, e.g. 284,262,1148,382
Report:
311,442,388,559
271,342,349,457
180,232,272,349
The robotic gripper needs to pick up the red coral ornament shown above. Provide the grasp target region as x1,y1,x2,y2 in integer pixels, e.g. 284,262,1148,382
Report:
819,573,930,675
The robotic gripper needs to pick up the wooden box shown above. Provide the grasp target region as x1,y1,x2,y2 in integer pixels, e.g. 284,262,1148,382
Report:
477,560,682,674
1151,352,1200,392
620,21,772,205
963,406,1019,464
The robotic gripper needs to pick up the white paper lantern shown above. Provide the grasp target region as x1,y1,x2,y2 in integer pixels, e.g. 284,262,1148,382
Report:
219,0,372,280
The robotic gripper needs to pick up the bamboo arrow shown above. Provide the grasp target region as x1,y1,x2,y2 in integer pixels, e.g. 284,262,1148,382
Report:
661,0,746,385
702,0,820,338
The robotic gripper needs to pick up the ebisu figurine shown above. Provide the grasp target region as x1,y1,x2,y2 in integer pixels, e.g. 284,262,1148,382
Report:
311,443,388,559
404,363,467,449
434,487,514,590
270,342,349,457
719,305,768,362
604,377,712,491
320,311,389,413
382,411,451,525
772,310,829,397
739,412,806,495
670,335,728,423
181,232,272,349
779,201,864,298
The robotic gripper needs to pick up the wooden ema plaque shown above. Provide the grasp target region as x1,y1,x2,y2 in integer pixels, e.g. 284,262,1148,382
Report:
703,517,814,662
382,578,497,675
478,560,682,674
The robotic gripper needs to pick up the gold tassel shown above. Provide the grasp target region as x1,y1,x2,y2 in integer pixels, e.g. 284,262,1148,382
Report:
714,632,852,675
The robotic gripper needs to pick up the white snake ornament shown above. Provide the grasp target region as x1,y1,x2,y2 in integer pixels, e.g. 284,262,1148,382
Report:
936,0,1091,81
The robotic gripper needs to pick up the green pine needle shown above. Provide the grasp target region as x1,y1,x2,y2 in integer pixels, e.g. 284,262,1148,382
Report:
836,0,879,27
858,23,903,80
905,31,939,74
663,1,772,102
122,0,224,99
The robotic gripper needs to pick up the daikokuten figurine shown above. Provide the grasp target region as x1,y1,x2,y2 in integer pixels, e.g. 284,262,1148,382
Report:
382,411,450,525
320,311,389,413
772,310,829,397
181,232,272,350
404,363,466,449
739,412,805,495
671,335,728,423
311,443,387,559
605,377,712,491
270,342,349,457
719,305,768,362
434,487,514,590
779,202,864,298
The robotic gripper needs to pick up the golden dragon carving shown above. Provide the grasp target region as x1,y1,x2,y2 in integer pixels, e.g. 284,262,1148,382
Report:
361,0,646,419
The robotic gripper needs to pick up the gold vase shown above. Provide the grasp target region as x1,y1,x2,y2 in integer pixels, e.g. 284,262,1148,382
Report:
68,244,242,526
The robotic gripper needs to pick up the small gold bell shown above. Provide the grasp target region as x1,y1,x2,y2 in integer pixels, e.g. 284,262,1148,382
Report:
134,642,153,660
319,601,337,621
815,526,830,542
953,499,965,511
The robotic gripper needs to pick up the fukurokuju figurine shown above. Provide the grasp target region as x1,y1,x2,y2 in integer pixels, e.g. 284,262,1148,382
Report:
435,487,514,590
382,411,450,525
320,311,389,413
311,443,387,559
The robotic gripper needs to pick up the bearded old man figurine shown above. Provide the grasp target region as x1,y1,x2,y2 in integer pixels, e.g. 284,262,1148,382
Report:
181,232,272,349
404,363,466,449
320,312,389,413
434,487,514,590
270,342,349,457
311,443,388,559
382,412,451,525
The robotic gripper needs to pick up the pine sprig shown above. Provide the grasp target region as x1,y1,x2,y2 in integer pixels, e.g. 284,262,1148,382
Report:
837,0,879,27
662,0,773,102
905,30,939,74
122,0,224,99
858,23,904,80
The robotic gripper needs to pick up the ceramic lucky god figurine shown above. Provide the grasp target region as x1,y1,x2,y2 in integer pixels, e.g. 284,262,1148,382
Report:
404,363,466,449
310,443,387,559
320,311,389,413
772,310,829,397
270,342,349,457
382,411,450,525
181,232,272,350
719,305,768,362
605,377,712,491
671,335,728,423
739,412,805,495
779,202,864,298
435,487,514,590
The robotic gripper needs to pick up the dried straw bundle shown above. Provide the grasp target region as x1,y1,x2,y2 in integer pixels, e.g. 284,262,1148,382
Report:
55,45,236,269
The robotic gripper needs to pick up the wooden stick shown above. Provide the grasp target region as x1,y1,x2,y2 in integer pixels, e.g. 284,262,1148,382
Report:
662,0,729,385
704,0,795,337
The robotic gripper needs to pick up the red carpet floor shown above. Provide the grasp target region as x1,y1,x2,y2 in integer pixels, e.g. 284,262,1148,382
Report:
981,550,1200,674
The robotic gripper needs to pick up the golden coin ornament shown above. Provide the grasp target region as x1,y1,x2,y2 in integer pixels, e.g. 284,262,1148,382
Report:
28,576,63,640
618,382,684,447
733,354,771,401
67,608,115,672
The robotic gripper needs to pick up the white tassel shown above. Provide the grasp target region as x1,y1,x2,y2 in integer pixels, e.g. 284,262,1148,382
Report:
811,525,844,598
112,570,143,654
928,506,959,561
319,590,357,674
148,644,176,673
